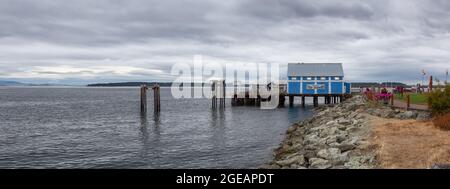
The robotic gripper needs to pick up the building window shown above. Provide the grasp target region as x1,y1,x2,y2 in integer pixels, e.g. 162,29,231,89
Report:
321,77,326,80
307,77,312,80
291,77,296,80
334,77,340,80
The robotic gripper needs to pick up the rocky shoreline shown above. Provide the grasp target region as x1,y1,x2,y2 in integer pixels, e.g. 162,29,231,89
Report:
261,95,431,169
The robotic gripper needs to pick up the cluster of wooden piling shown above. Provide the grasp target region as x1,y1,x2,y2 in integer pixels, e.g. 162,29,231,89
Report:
140,84,161,114
231,91,287,107
211,80,226,109
288,94,346,107
324,95,343,105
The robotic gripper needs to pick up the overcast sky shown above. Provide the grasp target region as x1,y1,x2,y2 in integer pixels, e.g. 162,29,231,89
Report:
0,0,449,85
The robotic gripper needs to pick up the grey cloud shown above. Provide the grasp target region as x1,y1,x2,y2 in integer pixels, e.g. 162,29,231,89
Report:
238,0,374,21
0,0,449,84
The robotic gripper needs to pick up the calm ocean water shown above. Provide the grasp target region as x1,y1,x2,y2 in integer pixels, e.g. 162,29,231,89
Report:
0,87,314,168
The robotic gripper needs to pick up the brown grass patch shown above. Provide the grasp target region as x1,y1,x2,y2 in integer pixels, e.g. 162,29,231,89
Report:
370,115,450,168
433,113,450,130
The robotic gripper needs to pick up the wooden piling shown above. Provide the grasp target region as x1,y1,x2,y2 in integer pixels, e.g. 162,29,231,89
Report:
152,84,161,112
313,95,318,107
429,75,433,92
140,85,148,113
428,96,432,110
278,95,285,107
289,96,294,107
406,94,410,110
390,94,394,106
301,96,305,107
212,82,217,109
220,80,226,109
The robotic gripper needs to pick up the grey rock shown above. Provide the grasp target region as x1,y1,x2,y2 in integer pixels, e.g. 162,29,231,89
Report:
259,163,281,169
325,120,337,126
276,155,305,166
309,158,332,169
317,148,342,160
416,111,431,121
337,118,352,125
336,134,347,143
430,164,450,169
344,156,374,169
337,144,356,152
286,125,296,134
401,111,418,119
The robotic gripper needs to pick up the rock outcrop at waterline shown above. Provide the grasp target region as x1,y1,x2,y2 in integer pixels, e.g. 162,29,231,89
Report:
262,95,376,169
262,95,433,169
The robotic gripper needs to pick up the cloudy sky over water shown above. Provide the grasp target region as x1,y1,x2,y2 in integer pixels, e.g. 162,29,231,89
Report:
0,0,449,85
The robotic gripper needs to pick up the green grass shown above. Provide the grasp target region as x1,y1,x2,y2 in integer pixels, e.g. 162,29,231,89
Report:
395,93,429,105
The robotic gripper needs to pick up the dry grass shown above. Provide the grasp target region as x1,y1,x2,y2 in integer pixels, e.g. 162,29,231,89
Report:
369,115,450,168
433,113,450,130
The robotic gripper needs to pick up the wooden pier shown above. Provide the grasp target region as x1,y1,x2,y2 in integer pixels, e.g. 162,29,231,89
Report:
228,83,349,108
140,80,350,115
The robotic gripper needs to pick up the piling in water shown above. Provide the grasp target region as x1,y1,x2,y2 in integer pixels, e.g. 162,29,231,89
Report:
140,85,148,113
152,84,161,112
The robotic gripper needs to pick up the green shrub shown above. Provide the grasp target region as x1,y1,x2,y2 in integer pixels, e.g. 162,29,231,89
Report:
429,85,450,115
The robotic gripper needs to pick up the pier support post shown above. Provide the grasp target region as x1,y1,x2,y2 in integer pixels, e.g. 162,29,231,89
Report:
313,95,318,107
406,94,410,110
278,95,285,107
212,82,217,109
390,95,394,106
140,85,148,113
289,96,294,107
429,76,433,92
152,84,161,113
301,96,305,107
220,80,226,109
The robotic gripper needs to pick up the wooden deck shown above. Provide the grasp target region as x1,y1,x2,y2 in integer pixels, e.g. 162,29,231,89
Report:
392,100,429,111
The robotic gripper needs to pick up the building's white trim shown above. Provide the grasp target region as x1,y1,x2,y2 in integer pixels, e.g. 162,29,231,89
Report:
314,77,317,94
300,76,303,94
328,77,332,94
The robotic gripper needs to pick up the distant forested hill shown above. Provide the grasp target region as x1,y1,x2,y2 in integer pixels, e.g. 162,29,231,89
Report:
0,81,26,86
351,82,409,88
87,82,173,87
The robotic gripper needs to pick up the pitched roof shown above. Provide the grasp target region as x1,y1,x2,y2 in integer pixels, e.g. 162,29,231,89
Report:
287,63,344,76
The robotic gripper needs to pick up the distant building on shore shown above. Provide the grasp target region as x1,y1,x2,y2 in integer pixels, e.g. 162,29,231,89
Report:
287,63,351,95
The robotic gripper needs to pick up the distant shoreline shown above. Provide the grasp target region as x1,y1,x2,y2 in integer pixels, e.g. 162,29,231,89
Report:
87,82,173,87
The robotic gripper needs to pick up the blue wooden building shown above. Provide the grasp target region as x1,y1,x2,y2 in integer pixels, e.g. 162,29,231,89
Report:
287,63,351,106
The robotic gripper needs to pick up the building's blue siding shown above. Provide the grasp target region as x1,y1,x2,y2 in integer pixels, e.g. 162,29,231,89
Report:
287,78,350,95
288,82,300,94
330,82,343,94
345,82,351,94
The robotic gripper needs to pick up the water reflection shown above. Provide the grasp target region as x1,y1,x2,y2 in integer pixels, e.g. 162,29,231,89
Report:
209,108,227,166
153,112,161,127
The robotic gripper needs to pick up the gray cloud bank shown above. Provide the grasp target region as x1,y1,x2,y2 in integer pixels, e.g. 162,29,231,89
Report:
0,0,449,84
